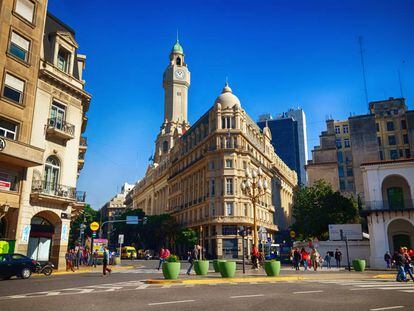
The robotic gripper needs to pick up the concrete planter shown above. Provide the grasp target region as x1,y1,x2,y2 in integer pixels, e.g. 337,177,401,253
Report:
213,259,226,272
219,261,236,278
162,262,181,279
264,260,281,276
194,260,209,275
352,259,366,272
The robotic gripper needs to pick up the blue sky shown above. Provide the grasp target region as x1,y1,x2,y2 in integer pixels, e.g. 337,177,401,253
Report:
48,0,414,209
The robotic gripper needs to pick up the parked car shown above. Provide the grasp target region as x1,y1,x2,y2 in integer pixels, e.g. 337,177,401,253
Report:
0,253,38,280
121,246,137,259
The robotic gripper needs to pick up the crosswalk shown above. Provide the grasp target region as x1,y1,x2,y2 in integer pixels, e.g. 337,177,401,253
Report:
305,279,414,294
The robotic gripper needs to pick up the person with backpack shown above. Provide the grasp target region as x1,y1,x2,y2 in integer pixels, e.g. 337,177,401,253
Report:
102,246,112,276
186,246,199,275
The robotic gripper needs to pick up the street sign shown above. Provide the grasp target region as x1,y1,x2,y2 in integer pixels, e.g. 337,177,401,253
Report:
126,216,139,224
290,230,296,238
118,234,124,244
92,231,96,238
90,222,100,231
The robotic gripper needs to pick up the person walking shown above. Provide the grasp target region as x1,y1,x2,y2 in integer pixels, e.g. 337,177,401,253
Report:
251,245,260,269
324,252,332,269
65,250,75,272
393,249,406,282
335,248,342,268
384,251,392,269
92,250,98,268
102,247,112,276
293,248,301,271
403,247,414,282
310,248,320,271
301,248,309,271
186,246,199,275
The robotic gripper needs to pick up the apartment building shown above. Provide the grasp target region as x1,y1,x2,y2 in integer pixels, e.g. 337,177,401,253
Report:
132,40,297,258
0,0,90,269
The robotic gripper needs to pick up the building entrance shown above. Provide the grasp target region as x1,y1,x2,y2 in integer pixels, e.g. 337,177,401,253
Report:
27,216,54,262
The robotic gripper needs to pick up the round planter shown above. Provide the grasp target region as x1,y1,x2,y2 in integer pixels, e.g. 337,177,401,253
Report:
162,262,181,279
213,259,226,272
352,259,366,272
219,261,236,278
194,260,209,275
264,260,281,276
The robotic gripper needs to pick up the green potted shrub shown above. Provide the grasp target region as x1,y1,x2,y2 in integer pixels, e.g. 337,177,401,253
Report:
213,259,226,272
219,261,236,278
352,259,366,272
264,260,281,276
194,260,209,275
162,254,181,279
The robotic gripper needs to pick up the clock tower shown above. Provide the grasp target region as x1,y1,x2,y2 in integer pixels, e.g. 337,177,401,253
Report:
154,39,191,163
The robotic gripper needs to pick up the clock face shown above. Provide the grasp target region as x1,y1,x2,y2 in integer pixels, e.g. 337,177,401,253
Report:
175,70,185,80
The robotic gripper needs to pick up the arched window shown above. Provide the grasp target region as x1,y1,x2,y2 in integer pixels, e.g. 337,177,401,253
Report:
162,141,169,153
176,57,181,66
44,156,60,191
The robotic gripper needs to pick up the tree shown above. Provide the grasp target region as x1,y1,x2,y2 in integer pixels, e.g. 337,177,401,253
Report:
292,180,360,240
69,204,100,248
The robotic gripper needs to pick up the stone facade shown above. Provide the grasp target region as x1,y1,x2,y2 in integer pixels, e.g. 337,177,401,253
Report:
0,3,90,269
132,41,297,258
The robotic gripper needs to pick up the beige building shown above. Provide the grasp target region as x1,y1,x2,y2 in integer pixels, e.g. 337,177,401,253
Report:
132,40,297,258
307,97,414,200
0,1,90,269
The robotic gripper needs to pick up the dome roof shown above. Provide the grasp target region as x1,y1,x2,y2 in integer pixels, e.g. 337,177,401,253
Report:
172,40,183,54
214,83,241,109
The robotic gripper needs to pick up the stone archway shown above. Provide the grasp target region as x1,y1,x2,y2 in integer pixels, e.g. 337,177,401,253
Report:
27,211,62,265
381,174,412,210
387,218,414,253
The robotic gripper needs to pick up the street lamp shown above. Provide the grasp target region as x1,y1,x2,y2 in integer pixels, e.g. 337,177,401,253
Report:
241,166,268,255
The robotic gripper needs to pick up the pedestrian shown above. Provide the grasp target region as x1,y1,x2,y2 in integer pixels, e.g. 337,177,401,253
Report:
403,247,414,282
251,245,260,269
65,250,75,272
102,246,112,276
186,245,199,275
335,248,342,268
310,248,320,271
324,252,332,269
384,251,392,269
393,249,406,282
301,248,309,270
92,250,98,268
293,248,301,271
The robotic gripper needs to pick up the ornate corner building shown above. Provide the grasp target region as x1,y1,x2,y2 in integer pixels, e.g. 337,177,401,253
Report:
132,41,296,258
0,0,90,268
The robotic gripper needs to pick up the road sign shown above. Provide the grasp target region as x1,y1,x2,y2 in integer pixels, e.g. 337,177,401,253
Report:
290,230,296,238
118,234,124,244
90,222,100,231
92,231,96,238
126,216,139,224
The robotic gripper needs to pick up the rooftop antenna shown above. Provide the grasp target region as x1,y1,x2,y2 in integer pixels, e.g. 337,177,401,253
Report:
358,36,369,105
225,76,229,86
176,28,179,42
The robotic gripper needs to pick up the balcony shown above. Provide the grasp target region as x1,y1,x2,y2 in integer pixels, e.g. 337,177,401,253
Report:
0,137,44,167
363,200,414,213
46,118,75,141
76,191,86,203
31,180,76,204
79,136,87,151
78,152,85,171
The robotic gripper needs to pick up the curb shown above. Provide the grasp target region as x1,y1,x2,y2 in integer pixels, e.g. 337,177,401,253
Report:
373,274,395,279
146,275,305,285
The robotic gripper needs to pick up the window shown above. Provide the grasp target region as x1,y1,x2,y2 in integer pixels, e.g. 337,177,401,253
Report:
49,102,66,130
393,109,399,115
335,126,340,134
226,202,234,216
226,178,233,195
338,166,344,178
376,123,380,132
405,149,411,158
390,149,398,160
57,48,70,72
210,179,215,196
386,121,394,131
244,203,248,217
0,118,18,140
346,167,353,177
222,225,237,235
377,137,381,146
388,135,396,145
243,161,247,169
339,179,345,190
209,160,215,170
379,150,384,160
44,156,60,192
162,141,169,153
399,149,403,158
15,0,35,23
337,152,343,163
403,134,409,144
176,57,181,66
210,202,215,216
401,120,407,130
0,168,20,191
336,139,342,149
2,73,25,104
9,31,30,62
225,159,233,168
342,125,349,134
344,138,350,148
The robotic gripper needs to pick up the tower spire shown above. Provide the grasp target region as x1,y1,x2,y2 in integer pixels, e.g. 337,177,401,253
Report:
176,28,179,43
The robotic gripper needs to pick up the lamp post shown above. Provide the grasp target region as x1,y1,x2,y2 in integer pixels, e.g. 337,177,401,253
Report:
241,167,268,255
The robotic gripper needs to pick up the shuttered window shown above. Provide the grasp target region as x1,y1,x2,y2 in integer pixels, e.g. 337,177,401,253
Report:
3,73,25,104
15,0,35,23
9,31,30,61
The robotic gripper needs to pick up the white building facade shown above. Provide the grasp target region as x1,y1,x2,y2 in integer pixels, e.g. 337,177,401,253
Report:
361,159,414,268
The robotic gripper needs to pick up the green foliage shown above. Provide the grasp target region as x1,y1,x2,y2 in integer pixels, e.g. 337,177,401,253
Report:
68,204,100,248
292,180,360,240
176,228,198,249
166,254,180,262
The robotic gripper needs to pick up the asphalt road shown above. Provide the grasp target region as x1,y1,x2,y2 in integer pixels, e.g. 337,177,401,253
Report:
0,261,413,311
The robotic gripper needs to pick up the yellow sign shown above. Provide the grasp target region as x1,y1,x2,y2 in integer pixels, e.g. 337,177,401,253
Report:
90,222,100,231
290,230,296,238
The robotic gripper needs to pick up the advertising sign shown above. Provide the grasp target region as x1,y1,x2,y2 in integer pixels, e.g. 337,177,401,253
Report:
0,180,11,191
328,224,363,241
90,222,100,231
21,225,31,243
61,224,68,242
92,238,108,257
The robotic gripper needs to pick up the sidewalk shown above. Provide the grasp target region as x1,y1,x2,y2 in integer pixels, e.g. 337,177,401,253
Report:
33,265,134,277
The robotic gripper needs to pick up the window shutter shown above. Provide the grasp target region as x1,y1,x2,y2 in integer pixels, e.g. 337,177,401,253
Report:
11,32,30,51
15,0,35,23
5,74,25,92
